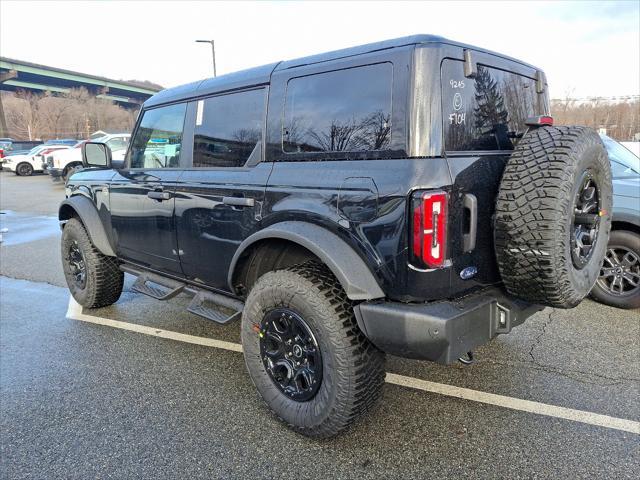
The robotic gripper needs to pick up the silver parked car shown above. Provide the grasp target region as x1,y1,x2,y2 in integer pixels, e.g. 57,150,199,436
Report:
591,135,640,309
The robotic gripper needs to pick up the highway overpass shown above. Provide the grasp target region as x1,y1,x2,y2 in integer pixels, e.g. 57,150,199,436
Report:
0,57,162,136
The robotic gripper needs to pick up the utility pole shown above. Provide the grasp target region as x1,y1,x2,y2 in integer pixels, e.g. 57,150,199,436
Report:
196,39,217,77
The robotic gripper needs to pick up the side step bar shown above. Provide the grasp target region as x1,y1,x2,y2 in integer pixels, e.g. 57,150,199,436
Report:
188,291,243,325
120,265,243,324
131,271,185,300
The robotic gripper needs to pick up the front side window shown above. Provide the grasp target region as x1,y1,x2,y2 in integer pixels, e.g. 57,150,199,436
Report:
193,88,265,168
129,103,186,169
283,63,393,154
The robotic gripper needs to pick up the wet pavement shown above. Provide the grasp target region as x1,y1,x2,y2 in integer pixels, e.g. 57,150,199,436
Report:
1,171,639,479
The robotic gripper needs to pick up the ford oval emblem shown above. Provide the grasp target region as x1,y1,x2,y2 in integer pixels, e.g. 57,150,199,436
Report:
460,266,478,280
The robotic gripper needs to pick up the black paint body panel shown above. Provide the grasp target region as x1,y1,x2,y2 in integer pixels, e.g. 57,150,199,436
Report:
62,35,550,309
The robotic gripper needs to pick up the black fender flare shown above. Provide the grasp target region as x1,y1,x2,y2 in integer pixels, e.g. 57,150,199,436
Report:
59,195,116,257
228,221,385,301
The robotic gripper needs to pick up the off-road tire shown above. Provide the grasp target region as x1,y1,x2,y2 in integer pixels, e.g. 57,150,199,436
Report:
590,230,640,309
495,126,612,308
61,217,124,308
15,162,33,176
241,261,386,438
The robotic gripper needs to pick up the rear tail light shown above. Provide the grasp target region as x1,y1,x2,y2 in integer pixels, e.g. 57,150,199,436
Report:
411,191,448,269
0,149,4,159
525,115,554,127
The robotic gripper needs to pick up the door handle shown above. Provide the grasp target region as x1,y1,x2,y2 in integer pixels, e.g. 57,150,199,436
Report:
147,190,172,201
222,196,254,207
463,193,477,253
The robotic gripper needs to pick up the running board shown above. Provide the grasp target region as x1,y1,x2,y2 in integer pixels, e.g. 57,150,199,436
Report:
131,272,185,300
121,265,243,324
187,291,243,325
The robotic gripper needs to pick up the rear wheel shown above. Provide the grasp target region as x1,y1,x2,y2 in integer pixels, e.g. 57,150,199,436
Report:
495,126,612,308
241,262,385,438
16,163,33,176
61,217,124,308
591,230,640,309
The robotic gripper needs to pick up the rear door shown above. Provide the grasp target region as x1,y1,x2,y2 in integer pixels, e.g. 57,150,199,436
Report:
109,103,188,275
174,87,271,291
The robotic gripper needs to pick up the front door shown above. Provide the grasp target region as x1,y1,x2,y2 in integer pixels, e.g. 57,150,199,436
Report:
174,88,271,291
110,102,188,275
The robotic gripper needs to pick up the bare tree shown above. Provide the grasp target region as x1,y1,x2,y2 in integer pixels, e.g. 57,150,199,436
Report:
2,88,137,140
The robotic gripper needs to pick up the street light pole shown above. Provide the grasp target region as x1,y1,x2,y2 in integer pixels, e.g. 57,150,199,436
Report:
196,39,217,77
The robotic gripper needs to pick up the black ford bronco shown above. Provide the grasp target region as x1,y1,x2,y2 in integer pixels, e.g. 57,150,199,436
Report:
60,35,612,438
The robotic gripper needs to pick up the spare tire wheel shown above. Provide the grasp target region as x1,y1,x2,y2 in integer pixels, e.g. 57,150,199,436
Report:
494,126,612,308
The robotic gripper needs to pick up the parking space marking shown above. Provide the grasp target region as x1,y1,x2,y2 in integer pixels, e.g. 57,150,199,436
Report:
67,298,640,435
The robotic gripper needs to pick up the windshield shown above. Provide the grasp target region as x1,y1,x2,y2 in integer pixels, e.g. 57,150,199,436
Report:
600,135,640,177
28,145,44,155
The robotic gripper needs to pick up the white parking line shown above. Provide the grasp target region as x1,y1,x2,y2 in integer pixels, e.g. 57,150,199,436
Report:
66,298,640,435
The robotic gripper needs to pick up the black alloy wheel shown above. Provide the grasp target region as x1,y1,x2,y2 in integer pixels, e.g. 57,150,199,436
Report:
597,246,640,297
68,240,87,289
259,308,322,402
571,172,602,269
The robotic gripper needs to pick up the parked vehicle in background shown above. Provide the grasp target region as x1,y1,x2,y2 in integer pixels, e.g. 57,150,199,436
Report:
47,134,130,182
61,35,612,437
2,144,71,176
0,140,43,162
0,140,11,163
43,140,88,177
591,135,640,309
45,139,78,146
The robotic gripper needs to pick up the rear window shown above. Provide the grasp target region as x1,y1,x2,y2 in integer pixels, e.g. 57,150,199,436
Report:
442,59,544,152
283,63,393,155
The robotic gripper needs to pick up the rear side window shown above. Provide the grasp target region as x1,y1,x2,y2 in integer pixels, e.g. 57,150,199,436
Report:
129,103,187,168
442,59,544,152
193,88,265,168
283,63,393,154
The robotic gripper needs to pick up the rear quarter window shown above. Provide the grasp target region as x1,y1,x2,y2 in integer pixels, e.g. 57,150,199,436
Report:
442,59,545,152
283,63,393,157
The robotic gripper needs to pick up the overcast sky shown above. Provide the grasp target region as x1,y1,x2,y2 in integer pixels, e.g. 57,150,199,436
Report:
1,0,638,99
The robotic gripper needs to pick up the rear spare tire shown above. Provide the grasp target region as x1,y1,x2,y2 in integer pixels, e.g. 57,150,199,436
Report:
495,126,612,308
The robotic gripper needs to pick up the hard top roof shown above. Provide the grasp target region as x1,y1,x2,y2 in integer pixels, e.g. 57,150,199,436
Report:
144,34,538,108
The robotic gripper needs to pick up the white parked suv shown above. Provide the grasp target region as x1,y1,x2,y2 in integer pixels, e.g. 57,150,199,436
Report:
2,144,71,176
46,134,130,182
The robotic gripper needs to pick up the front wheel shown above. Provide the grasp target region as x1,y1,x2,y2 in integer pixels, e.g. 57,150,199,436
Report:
241,262,386,438
591,230,640,309
61,217,124,308
15,163,33,176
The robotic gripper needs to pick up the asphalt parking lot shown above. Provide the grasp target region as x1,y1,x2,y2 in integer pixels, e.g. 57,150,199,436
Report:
1,171,638,479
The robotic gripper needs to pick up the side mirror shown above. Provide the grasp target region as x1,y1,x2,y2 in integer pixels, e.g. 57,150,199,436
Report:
82,142,112,168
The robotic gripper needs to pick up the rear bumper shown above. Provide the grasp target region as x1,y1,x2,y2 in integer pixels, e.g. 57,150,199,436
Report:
354,287,543,364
